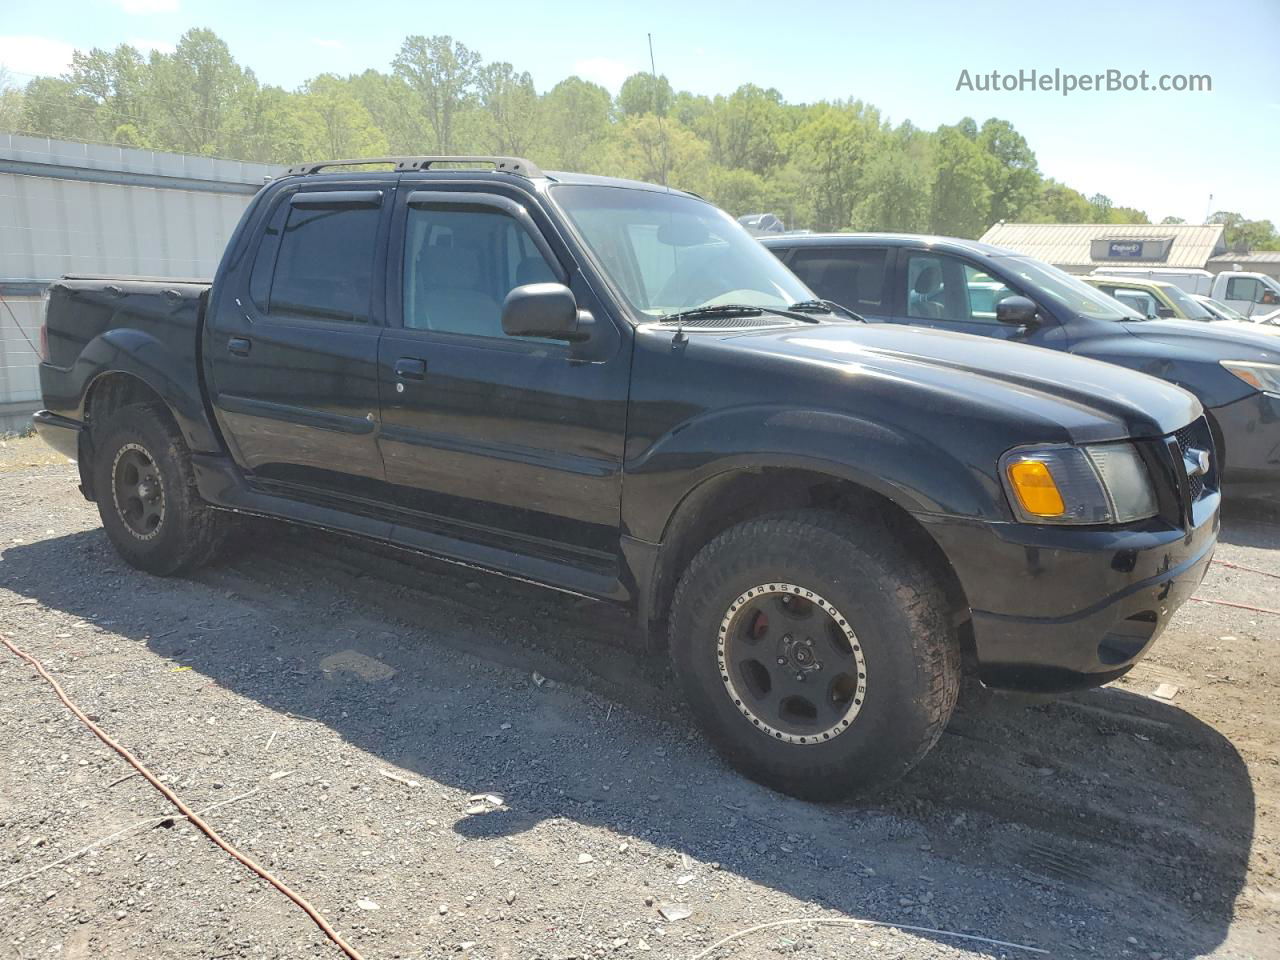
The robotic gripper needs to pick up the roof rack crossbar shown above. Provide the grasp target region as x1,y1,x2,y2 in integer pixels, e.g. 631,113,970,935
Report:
283,156,543,178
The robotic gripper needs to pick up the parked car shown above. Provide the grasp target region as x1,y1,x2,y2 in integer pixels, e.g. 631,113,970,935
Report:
34,159,1217,799
1082,276,1216,321
1089,266,1280,318
1194,294,1254,323
763,232,1280,501
737,212,785,235
1089,267,1214,296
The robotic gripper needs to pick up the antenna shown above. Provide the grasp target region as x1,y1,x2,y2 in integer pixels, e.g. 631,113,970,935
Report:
1204,193,1214,224
648,32,670,190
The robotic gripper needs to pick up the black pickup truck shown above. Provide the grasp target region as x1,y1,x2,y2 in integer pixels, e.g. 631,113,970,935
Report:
35,156,1218,798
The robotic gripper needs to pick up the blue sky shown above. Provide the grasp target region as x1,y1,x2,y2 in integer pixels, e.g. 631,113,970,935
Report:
3,0,1278,225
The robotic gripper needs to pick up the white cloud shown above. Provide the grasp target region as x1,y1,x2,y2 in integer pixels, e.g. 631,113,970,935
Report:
572,57,635,94
311,37,345,50
112,0,180,13
0,35,75,80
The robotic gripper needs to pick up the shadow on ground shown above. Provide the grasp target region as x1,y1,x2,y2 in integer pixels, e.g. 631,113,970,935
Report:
2,518,1256,958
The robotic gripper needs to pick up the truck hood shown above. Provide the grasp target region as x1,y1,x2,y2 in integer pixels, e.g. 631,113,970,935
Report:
1124,319,1280,361
721,321,1201,442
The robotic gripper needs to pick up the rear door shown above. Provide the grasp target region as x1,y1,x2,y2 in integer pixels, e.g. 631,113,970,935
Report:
205,184,391,500
375,186,631,571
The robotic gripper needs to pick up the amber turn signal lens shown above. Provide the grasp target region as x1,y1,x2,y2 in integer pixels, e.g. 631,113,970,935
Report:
1006,460,1066,517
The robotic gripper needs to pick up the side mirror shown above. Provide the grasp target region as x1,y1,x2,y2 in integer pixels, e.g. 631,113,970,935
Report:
996,295,1038,326
501,283,590,341
1156,306,1176,319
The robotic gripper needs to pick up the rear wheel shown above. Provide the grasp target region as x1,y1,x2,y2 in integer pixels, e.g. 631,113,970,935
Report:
92,402,229,576
669,510,960,800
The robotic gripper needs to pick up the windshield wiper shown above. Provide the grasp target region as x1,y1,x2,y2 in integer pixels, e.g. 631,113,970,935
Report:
788,299,865,322
659,303,820,324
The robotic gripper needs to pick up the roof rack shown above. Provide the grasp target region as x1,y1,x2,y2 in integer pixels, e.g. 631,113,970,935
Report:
283,156,543,178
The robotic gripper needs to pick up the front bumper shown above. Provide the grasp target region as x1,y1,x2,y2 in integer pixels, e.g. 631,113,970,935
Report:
923,493,1219,692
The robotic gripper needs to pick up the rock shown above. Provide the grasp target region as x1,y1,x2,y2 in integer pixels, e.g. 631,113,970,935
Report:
438,904,449,915
658,904,692,922
577,853,594,864
356,899,379,911
1127,936,1139,945
675,875,694,886
643,896,654,907
504,890,516,905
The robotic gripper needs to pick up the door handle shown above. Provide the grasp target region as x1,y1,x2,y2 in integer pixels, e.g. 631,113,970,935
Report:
228,337,252,357
394,357,427,380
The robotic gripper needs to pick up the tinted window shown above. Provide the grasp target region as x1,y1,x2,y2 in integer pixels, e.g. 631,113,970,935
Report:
403,206,558,337
270,200,380,322
786,247,889,312
248,202,286,311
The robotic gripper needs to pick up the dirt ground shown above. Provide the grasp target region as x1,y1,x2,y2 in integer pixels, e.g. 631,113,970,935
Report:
0,435,1276,960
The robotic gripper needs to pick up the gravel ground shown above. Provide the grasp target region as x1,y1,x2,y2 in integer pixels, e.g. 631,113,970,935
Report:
0,436,1276,960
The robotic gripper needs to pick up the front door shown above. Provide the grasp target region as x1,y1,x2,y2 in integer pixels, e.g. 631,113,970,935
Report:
205,185,392,500
376,187,631,571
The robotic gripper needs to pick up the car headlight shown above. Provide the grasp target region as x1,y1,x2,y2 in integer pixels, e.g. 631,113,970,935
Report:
1220,360,1280,394
1000,443,1158,525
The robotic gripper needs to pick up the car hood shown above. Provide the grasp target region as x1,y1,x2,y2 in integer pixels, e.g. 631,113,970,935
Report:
721,321,1201,442
1124,319,1280,360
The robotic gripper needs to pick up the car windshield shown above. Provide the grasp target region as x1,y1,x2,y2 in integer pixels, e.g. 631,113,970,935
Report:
549,184,813,319
1203,297,1249,321
995,256,1143,321
1159,283,1214,320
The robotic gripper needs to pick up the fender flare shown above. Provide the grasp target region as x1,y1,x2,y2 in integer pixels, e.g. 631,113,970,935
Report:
73,327,220,453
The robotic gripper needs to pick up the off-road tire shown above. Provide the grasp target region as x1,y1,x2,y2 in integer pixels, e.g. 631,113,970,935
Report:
92,402,228,576
669,510,960,800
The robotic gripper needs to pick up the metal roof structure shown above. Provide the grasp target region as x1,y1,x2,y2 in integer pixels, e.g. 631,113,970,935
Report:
978,222,1228,269
1208,251,1280,264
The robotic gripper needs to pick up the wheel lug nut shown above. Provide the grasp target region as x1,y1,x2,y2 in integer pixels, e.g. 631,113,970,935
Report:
776,657,787,666
795,673,805,682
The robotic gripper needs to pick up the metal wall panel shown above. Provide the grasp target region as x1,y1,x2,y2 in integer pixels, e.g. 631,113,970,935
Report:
0,135,285,433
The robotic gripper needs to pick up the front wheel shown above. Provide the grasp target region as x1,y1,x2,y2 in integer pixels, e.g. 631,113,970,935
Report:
91,402,229,576
669,510,960,800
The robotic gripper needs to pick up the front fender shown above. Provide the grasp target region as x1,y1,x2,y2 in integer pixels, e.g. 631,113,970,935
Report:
621,405,1007,543
48,327,220,452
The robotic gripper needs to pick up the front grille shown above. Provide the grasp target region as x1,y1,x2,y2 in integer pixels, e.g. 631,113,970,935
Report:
1172,416,1216,503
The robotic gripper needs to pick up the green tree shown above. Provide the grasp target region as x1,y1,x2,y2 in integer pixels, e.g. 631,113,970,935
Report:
539,76,611,170
616,72,672,118
788,100,880,231
853,123,931,232
1161,215,1187,224
476,62,539,155
1020,179,1094,222
977,118,1039,223
929,122,995,237
295,74,387,159
1210,211,1279,251
393,35,480,153
142,29,261,155
605,115,709,194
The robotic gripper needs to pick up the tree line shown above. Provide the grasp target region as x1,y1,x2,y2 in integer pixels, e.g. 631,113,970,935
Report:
0,28,1275,248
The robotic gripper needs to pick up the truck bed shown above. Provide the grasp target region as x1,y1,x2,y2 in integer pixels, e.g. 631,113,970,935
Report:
39,275,216,451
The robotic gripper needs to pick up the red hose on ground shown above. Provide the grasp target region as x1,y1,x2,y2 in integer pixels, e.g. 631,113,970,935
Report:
1,634,367,960
1189,596,1280,617
1212,558,1280,581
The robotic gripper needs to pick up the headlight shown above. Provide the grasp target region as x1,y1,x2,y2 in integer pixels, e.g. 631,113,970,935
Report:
1000,443,1157,525
1220,360,1280,394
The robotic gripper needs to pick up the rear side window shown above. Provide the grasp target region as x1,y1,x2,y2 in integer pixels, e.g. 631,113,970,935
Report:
267,200,381,323
786,247,889,312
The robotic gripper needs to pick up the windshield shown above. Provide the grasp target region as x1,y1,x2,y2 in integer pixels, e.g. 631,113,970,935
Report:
1203,297,1249,321
549,184,813,319
1159,283,1214,320
995,256,1142,321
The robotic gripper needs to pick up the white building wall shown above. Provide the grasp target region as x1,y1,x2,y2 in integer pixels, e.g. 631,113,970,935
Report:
0,134,283,432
